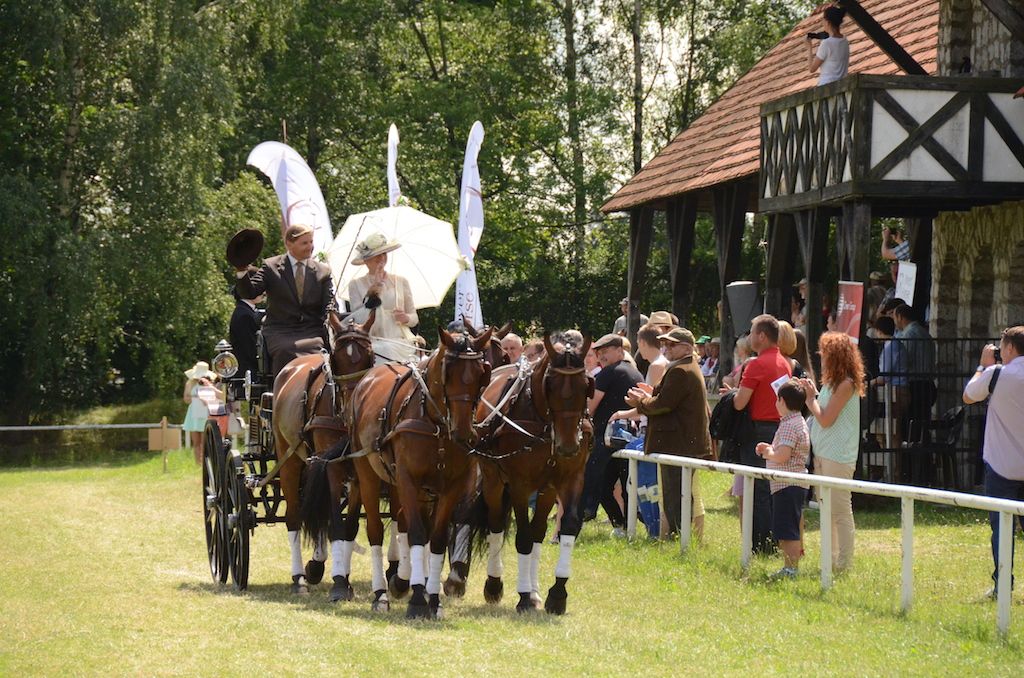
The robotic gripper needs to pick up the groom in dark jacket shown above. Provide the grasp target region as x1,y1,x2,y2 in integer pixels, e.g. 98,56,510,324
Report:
235,224,337,376
627,327,713,536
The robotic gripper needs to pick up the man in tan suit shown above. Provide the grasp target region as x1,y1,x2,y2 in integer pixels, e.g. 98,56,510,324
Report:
235,224,338,376
626,327,713,538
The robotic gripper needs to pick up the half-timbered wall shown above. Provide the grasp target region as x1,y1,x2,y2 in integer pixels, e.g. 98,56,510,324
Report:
931,200,1024,337
939,0,1024,78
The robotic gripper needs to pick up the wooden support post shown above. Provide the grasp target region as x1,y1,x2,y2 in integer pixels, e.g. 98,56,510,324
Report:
666,196,698,324
712,181,750,378
795,208,830,366
841,201,872,341
838,0,928,75
627,206,655,350
907,216,933,315
764,213,797,320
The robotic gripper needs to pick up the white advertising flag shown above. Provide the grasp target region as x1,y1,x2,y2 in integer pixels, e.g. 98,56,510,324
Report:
455,122,485,328
246,141,333,258
387,124,401,207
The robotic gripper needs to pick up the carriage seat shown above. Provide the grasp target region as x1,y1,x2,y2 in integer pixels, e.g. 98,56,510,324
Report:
260,391,273,424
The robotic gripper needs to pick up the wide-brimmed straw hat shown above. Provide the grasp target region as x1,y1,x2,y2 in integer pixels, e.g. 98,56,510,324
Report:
352,232,402,265
184,361,215,380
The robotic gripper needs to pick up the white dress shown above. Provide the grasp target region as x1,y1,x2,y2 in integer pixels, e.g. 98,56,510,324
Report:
348,273,419,364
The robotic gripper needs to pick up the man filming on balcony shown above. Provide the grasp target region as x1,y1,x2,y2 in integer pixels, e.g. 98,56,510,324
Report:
963,326,1024,600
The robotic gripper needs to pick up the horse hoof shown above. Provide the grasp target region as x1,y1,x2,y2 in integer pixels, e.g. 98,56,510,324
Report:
443,575,467,598
329,575,353,603
544,591,567,615
305,559,326,586
386,560,399,582
389,574,411,600
428,593,444,620
516,592,541,613
291,574,309,596
483,576,504,604
406,585,429,619
371,590,390,613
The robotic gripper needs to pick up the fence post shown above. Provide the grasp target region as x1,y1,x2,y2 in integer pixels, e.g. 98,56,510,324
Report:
819,485,833,590
901,497,914,613
741,474,753,569
997,510,1012,636
161,416,169,473
626,457,639,540
680,467,692,554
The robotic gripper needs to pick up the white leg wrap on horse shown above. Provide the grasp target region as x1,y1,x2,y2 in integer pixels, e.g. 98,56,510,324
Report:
426,551,445,596
530,543,542,595
409,545,426,587
288,530,304,576
397,533,411,579
388,523,399,561
486,532,504,578
555,534,576,579
313,536,326,562
517,552,532,593
370,545,386,592
330,540,353,578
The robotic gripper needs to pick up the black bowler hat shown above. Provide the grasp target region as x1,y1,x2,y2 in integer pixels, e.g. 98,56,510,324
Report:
226,228,265,268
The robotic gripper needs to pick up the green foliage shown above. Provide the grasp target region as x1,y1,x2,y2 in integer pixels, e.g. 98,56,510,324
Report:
0,0,816,418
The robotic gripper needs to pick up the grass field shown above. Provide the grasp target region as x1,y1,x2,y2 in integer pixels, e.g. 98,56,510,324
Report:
2,449,1023,676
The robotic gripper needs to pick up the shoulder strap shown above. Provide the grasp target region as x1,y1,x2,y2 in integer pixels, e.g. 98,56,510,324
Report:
988,365,1002,396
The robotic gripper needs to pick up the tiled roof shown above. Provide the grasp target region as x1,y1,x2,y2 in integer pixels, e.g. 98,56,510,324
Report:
602,0,940,213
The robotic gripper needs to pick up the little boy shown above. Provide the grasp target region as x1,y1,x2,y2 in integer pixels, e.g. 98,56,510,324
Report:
756,379,810,579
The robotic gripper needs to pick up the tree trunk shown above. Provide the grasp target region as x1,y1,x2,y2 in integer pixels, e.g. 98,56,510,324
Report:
632,0,643,173
562,0,586,263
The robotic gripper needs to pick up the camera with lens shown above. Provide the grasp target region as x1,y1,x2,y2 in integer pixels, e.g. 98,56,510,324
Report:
995,348,1002,364
807,31,829,40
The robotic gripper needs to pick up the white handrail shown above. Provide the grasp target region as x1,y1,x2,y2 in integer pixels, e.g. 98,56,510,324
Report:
615,449,1024,637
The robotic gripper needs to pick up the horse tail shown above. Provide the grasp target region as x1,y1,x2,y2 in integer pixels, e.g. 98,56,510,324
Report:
299,442,347,548
457,486,512,558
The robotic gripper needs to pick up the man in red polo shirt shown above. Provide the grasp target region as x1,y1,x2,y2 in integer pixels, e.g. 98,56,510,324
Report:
731,314,792,554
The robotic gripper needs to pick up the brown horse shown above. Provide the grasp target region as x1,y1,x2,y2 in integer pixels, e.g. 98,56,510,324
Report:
271,311,375,594
461,334,593,614
350,327,493,618
463,318,512,369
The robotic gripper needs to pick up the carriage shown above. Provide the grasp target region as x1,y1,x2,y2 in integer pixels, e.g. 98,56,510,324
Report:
201,336,283,591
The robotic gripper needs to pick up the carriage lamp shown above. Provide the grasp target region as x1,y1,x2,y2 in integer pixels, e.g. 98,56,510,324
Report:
213,339,239,379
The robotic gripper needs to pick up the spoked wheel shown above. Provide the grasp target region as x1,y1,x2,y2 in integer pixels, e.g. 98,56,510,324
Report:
224,449,252,590
202,421,229,584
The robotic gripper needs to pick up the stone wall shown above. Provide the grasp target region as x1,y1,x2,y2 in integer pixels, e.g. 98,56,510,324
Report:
938,0,1024,77
931,201,1024,338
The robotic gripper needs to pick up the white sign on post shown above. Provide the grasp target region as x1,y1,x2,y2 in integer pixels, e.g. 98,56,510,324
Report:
895,261,917,304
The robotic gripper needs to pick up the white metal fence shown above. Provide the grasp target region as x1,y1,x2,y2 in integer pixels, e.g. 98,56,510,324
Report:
614,449,1024,637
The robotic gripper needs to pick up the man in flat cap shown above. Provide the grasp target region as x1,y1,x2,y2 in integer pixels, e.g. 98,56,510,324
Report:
580,333,644,536
626,328,713,538
235,223,338,376
613,297,649,336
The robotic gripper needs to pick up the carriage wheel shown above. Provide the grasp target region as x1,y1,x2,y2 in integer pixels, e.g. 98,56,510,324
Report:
224,450,252,591
202,422,229,584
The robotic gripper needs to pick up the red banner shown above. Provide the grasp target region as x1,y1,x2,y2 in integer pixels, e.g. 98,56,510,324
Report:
836,281,864,344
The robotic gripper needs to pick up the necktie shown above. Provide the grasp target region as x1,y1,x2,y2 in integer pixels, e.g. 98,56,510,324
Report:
294,261,305,303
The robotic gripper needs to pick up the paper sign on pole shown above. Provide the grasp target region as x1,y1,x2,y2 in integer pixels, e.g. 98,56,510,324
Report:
836,281,865,344
895,261,917,305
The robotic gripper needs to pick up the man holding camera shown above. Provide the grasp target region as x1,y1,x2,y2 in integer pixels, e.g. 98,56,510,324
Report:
963,326,1024,599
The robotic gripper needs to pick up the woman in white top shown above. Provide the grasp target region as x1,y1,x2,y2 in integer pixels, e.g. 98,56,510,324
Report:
808,6,849,86
347,232,419,364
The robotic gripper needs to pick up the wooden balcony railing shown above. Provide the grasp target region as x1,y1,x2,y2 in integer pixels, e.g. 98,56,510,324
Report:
759,74,1024,213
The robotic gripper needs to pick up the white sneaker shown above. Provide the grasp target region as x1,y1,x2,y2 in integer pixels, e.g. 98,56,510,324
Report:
611,527,627,539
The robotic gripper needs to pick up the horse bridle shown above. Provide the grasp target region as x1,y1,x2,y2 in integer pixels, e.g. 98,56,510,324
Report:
413,348,490,441
538,364,592,453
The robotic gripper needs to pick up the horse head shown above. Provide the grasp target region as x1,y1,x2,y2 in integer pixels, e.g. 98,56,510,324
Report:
436,326,494,447
536,332,593,457
331,310,376,380
462,317,510,368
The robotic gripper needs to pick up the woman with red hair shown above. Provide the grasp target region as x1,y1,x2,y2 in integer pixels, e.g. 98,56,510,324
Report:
799,332,865,572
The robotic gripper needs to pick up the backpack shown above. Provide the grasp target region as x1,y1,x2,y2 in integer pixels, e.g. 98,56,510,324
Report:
709,390,752,463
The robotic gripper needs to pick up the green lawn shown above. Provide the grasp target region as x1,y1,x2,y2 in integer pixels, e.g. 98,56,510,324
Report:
1,451,1022,676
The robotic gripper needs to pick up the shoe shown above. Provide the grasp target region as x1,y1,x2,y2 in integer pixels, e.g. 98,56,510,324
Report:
611,527,627,539
768,567,797,581
978,587,997,603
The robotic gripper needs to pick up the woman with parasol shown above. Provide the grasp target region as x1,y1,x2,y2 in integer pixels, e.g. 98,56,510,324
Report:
347,232,419,364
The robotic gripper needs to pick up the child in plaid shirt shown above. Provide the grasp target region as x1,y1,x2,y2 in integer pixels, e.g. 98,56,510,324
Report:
756,379,810,579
